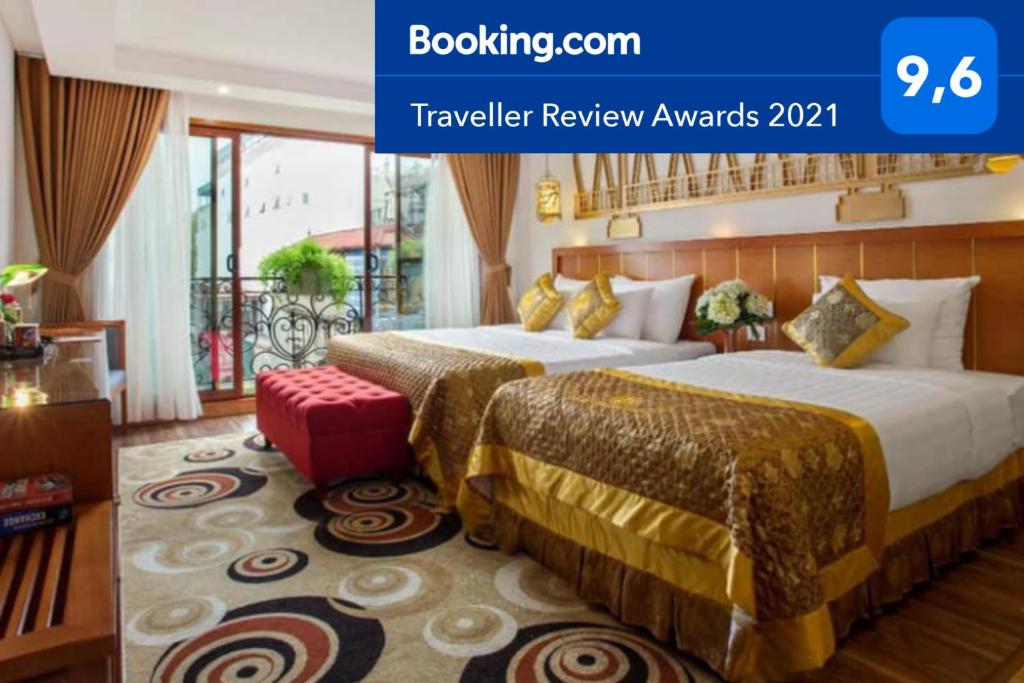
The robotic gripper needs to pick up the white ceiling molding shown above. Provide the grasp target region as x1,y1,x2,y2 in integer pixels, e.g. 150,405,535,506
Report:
0,0,374,118
115,46,373,114
0,0,44,54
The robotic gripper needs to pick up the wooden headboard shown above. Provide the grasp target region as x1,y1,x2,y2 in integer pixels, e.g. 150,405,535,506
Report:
552,220,1024,375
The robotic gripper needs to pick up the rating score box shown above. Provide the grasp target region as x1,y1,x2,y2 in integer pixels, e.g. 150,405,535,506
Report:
881,17,998,135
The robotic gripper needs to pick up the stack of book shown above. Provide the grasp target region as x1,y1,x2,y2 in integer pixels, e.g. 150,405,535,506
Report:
0,474,73,536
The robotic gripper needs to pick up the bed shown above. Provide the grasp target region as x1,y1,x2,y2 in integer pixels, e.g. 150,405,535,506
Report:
456,221,1024,681
459,351,1024,681
326,324,714,505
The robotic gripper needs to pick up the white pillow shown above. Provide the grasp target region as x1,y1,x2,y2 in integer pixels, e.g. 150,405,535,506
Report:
616,274,696,344
871,300,944,366
548,274,634,331
820,275,980,371
554,274,633,289
597,287,654,339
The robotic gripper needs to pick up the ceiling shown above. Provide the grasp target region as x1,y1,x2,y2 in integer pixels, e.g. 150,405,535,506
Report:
0,0,374,115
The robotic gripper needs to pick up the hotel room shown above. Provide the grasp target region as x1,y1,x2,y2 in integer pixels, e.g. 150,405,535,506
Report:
0,3,1023,682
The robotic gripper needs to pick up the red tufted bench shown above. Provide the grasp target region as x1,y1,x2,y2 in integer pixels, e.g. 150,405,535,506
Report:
255,366,412,485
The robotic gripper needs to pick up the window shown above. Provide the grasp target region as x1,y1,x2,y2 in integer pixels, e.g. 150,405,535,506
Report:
187,122,432,400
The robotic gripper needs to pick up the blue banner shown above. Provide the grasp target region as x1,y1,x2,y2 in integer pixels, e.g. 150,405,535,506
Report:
374,0,1024,152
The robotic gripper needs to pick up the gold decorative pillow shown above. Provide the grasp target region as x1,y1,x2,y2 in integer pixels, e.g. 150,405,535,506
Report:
568,273,622,339
517,273,564,331
783,274,909,369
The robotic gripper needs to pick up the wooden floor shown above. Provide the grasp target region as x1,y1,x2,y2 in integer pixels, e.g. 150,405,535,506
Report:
116,416,1024,683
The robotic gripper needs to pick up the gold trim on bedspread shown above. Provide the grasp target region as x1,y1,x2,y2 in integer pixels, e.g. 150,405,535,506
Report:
458,367,892,680
483,449,1024,681
325,332,543,506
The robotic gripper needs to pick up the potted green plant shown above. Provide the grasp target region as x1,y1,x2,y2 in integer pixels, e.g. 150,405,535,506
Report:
257,239,354,302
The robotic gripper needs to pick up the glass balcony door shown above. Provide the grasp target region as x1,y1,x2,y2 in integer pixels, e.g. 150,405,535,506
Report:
188,127,243,399
187,122,431,400
368,153,430,331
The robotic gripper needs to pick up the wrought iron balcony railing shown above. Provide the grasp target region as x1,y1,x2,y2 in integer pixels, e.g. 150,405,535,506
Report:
190,275,416,393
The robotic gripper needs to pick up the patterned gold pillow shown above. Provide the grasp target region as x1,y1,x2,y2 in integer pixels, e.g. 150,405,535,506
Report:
517,273,564,331
783,274,909,369
568,273,622,339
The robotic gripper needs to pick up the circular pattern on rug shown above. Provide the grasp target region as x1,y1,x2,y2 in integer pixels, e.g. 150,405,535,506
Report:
243,450,295,474
334,558,453,618
131,532,252,574
184,448,235,463
295,478,460,557
459,622,695,683
126,596,227,646
496,557,587,613
189,502,265,531
322,479,426,513
464,532,499,551
150,596,383,683
228,548,308,583
243,433,278,452
424,605,517,658
133,467,268,509
188,502,310,536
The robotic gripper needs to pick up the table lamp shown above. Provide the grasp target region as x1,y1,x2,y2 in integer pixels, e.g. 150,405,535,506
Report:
2,264,48,345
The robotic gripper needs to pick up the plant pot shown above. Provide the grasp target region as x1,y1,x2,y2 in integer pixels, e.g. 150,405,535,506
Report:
286,268,331,297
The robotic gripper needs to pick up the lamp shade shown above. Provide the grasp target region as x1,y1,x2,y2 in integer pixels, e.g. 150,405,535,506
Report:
1,263,48,288
985,154,1024,174
536,175,562,223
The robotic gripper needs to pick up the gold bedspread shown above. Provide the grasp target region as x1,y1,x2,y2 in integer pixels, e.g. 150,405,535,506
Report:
326,332,542,506
459,367,890,679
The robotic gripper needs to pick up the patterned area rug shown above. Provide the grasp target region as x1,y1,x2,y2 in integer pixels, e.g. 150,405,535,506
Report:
119,432,721,682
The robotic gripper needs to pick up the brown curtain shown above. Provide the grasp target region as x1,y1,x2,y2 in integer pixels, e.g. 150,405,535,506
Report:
447,154,520,325
16,56,170,323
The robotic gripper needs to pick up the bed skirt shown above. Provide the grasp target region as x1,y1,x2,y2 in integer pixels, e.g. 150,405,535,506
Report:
487,467,1024,682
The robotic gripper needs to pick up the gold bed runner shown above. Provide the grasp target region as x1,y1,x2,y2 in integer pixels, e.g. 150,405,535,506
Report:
459,367,889,626
326,332,543,506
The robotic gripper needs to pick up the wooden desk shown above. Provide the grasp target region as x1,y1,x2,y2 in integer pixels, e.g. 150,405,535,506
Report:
0,342,117,682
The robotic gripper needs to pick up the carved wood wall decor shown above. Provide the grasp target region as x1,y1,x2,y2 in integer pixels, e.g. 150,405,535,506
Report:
572,153,985,219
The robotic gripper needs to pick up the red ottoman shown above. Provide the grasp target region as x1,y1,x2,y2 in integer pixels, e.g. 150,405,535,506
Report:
255,366,412,485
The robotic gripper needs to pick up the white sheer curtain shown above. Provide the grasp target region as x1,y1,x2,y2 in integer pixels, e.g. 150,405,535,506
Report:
423,155,480,328
86,93,201,423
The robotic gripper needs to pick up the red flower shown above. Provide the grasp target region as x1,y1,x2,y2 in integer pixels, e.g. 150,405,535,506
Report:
0,293,15,305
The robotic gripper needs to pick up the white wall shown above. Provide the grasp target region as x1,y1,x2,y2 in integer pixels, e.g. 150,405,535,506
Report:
511,154,1024,297
0,21,14,269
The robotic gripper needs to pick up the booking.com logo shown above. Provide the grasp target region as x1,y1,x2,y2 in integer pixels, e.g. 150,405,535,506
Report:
409,24,641,63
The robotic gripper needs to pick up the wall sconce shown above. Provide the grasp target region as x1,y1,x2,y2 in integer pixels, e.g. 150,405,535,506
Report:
536,154,562,223
985,153,1023,174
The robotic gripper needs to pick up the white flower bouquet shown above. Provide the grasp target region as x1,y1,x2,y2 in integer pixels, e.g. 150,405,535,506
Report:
693,279,772,337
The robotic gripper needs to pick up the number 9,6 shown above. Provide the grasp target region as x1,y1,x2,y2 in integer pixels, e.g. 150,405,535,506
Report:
897,55,982,103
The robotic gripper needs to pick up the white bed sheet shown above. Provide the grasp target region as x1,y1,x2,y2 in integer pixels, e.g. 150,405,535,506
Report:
627,351,1022,511
399,325,715,374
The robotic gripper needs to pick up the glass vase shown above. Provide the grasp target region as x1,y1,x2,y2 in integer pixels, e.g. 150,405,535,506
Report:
722,327,739,354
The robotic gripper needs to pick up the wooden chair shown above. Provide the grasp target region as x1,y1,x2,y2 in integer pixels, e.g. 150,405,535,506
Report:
39,321,127,427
